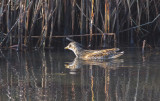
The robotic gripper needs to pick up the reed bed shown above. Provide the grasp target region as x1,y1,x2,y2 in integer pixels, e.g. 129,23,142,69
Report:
0,0,160,49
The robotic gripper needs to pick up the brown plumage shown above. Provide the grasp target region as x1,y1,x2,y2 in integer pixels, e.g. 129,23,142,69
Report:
65,42,124,60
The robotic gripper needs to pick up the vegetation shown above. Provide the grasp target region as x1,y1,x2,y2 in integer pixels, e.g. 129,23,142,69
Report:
0,0,160,49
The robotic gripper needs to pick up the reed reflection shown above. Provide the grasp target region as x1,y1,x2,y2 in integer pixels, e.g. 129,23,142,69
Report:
0,50,66,101
64,55,160,101
65,58,124,101
0,50,160,101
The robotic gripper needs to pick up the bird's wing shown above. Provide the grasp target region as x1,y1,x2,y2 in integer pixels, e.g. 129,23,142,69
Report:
82,48,119,59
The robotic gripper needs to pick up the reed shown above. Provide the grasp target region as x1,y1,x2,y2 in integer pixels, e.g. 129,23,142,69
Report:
0,0,159,49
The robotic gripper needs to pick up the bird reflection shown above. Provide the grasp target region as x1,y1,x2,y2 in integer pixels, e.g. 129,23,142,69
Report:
65,58,124,74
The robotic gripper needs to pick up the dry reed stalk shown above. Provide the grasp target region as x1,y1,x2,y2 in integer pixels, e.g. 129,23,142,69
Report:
0,19,19,47
126,0,131,43
95,0,99,32
0,0,32,47
7,1,11,46
116,0,120,35
10,1,14,46
39,0,57,48
24,0,31,46
80,0,84,42
0,0,4,41
0,0,4,23
42,0,49,48
85,0,89,34
28,0,42,44
76,3,104,34
49,16,54,48
105,0,110,33
146,0,149,22
71,0,76,34
136,0,141,32
49,8,57,48
94,0,99,44
36,0,45,48
28,32,116,47
153,0,160,31
0,0,4,15
89,0,94,46
49,1,55,47
80,0,84,35
17,0,23,51
102,0,110,47
110,8,116,33
120,14,160,33
57,0,61,31
142,40,146,54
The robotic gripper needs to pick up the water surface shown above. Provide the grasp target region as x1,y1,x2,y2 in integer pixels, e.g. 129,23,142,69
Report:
0,48,160,101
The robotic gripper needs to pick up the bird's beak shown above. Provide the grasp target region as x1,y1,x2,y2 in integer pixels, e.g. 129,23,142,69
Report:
65,64,69,68
64,46,69,49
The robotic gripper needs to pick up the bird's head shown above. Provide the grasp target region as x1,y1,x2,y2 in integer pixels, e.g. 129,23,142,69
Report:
65,42,81,51
65,42,83,57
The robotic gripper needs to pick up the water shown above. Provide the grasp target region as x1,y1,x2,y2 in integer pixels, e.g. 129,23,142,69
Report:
0,48,160,101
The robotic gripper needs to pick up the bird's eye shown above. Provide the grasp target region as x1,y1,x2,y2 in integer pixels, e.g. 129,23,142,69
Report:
69,44,71,47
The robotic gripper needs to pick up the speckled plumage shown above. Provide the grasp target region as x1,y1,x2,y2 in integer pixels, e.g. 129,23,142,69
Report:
65,42,124,60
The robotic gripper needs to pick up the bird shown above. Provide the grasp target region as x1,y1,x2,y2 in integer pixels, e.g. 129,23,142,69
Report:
64,42,124,60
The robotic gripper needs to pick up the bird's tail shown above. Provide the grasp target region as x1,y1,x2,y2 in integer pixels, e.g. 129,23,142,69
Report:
114,48,120,51
109,51,124,59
